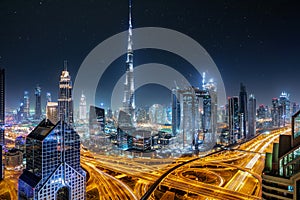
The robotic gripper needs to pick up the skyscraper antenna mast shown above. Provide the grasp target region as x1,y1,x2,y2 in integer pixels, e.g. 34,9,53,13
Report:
64,60,68,71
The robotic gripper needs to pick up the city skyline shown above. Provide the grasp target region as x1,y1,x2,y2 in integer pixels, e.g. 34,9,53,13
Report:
1,0,299,110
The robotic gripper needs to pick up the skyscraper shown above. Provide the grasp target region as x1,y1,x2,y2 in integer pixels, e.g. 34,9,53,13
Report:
271,98,280,127
89,105,105,134
46,102,58,124
46,92,52,102
18,67,86,200
23,91,30,119
228,96,239,144
248,94,256,138
79,92,87,121
58,61,73,126
279,91,291,124
122,0,135,122
239,83,248,139
34,85,42,120
0,68,4,180
172,88,181,136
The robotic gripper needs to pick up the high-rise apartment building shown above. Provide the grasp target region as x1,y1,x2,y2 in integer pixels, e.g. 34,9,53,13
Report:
262,110,300,199
23,91,30,119
239,83,248,139
34,85,42,120
248,94,256,138
228,96,239,144
58,62,73,126
79,93,87,121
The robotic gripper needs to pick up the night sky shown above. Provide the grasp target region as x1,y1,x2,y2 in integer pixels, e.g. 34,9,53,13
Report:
0,0,299,110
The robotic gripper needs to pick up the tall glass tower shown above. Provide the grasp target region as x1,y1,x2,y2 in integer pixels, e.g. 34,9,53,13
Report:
239,83,248,139
248,94,256,138
122,0,135,122
18,67,86,200
228,96,239,144
79,93,87,121
58,61,73,126
23,91,30,119
34,85,42,120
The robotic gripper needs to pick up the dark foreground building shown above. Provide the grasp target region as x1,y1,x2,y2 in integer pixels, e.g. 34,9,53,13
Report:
18,120,86,200
262,110,300,199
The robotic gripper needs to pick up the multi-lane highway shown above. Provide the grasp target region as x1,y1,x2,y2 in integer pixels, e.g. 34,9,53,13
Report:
0,127,288,199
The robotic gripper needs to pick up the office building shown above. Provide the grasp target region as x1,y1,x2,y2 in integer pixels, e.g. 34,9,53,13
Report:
23,91,30,119
58,61,73,126
149,104,166,124
46,92,52,102
34,85,42,120
257,104,267,119
18,120,86,200
89,105,105,135
18,67,86,200
79,93,87,121
272,98,280,127
46,102,58,124
228,96,239,144
280,92,291,124
171,85,216,150
172,88,181,136
248,94,256,138
239,83,248,139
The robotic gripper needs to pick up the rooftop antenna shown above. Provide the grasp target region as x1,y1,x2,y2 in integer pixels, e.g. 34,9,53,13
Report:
202,72,206,90
64,60,68,71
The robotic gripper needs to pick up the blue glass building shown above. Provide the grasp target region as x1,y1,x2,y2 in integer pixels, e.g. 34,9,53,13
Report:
18,120,86,200
18,67,86,199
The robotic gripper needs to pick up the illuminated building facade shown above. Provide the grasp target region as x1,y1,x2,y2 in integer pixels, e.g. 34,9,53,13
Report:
79,93,87,121
34,85,42,120
122,0,135,122
172,88,181,136
248,94,256,138
201,79,217,148
46,92,52,102
262,110,300,200
0,68,4,179
228,96,239,144
89,105,105,134
272,98,280,127
257,104,267,119
23,91,30,119
171,83,217,150
46,102,58,124
280,91,291,124
18,120,86,200
58,62,74,126
149,104,166,124
239,83,248,139
18,67,86,200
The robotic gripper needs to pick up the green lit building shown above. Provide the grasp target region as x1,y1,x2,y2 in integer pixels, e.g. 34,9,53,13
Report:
262,110,300,199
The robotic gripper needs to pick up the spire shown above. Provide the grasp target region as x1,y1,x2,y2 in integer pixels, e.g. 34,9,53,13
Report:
64,60,68,71
127,0,133,54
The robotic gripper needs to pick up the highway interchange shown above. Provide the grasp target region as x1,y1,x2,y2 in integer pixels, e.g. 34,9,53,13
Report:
0,126,288,199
